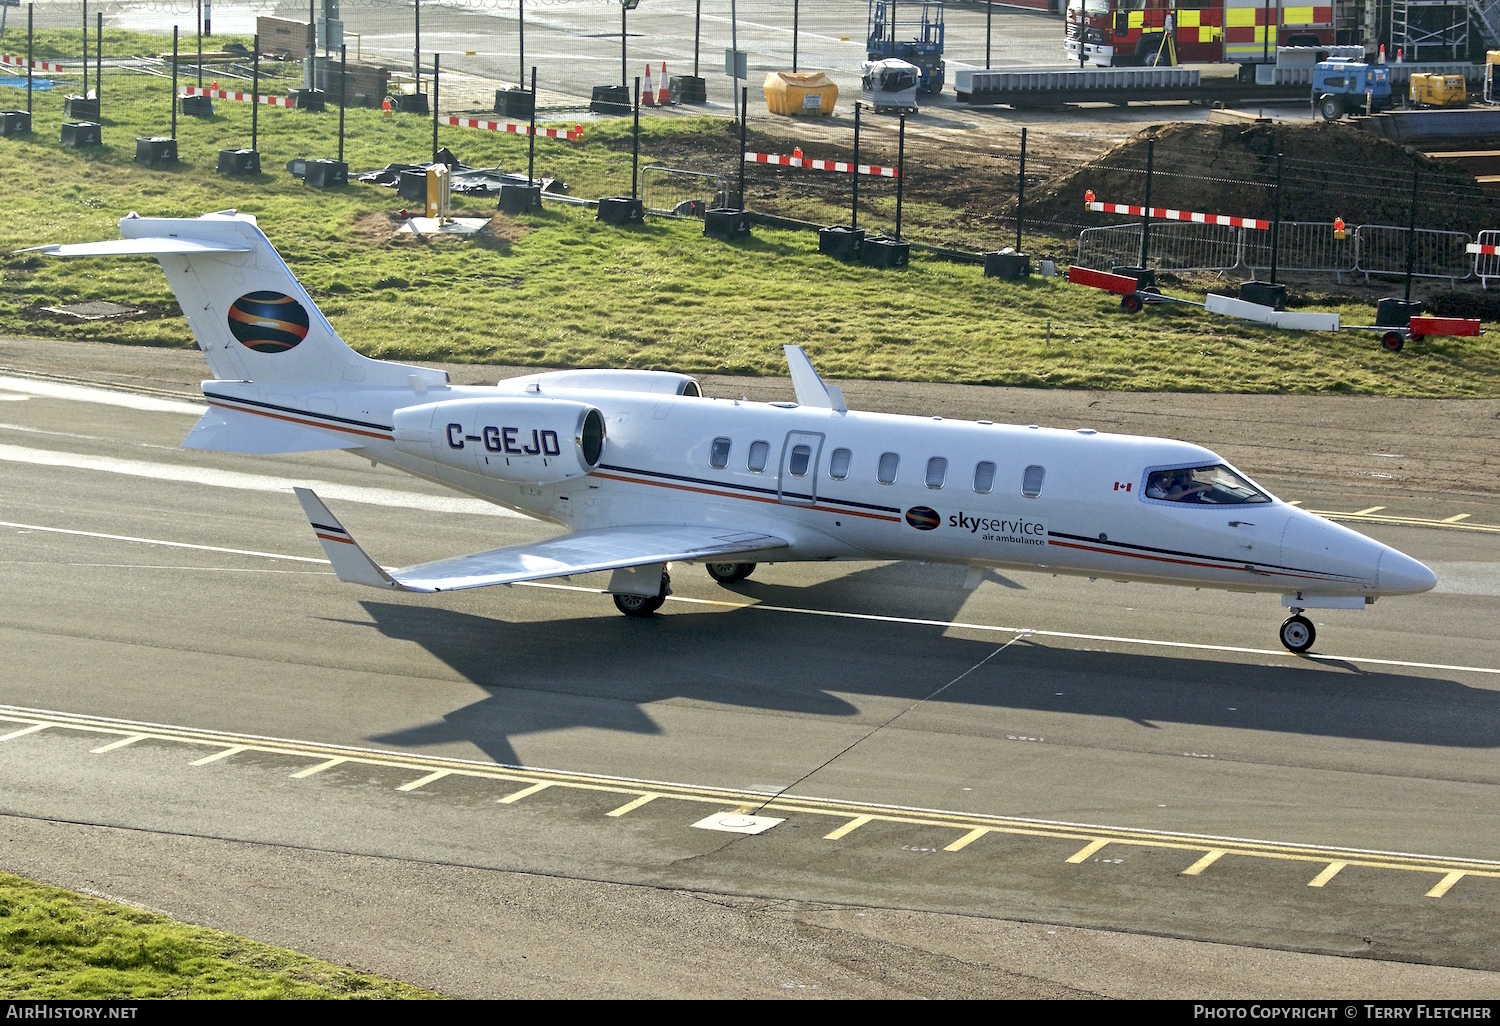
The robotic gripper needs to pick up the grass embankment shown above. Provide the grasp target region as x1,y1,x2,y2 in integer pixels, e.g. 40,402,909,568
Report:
0,870,435,998
2,31,1499,395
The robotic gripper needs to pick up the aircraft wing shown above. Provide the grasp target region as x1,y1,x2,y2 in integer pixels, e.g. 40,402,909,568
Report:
294,487,787,593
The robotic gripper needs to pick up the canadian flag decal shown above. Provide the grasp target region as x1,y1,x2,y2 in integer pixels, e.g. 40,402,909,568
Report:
1113,481,1133,492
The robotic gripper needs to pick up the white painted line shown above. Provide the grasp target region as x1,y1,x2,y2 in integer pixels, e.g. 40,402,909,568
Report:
0,445,527,518
0,520,329,564
291,757,347,779
0,722,49,743
189,745,246,766
498,781,553,804
693,812,784,835
0,375,207,415
90,734,147,754
397,769,451,792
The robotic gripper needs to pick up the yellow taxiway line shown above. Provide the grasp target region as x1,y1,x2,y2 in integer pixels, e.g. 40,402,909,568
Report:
1,704,1495,900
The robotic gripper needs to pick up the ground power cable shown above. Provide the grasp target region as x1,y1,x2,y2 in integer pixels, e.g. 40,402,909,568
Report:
750,633,1028,817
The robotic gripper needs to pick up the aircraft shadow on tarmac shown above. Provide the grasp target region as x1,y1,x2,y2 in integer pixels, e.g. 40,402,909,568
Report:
354,563,1500,766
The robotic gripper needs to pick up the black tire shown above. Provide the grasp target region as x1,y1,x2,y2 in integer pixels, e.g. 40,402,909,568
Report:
1382,331,1405,352
612,569,671,616
1318,95,1343,122
1121,293,1143,314
613,593,657,617
1279,614,1316,654
706,562,756,584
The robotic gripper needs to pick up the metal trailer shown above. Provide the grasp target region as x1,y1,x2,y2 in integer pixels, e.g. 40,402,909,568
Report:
866,0,945,95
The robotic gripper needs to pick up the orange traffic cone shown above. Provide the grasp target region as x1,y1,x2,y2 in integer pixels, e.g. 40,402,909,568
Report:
1396,47,1404,63
793,145,803,164
1378,44,1386,64
657,62,670,105
642,63,656,106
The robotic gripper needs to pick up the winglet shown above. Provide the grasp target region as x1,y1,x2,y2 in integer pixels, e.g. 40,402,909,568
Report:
783,345,847,413
292,487,403,590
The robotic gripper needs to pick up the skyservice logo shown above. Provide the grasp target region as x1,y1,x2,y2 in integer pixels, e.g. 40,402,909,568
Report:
904,506,941,531
227,291,311,353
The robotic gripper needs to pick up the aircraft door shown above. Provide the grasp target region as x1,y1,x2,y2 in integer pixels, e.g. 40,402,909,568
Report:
777,431,825,506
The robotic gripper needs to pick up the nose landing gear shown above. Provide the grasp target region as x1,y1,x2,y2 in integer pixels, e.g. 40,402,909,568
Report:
1279,610,1316,653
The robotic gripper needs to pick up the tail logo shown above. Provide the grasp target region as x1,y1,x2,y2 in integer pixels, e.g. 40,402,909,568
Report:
905,506,941,531
228,291,311,353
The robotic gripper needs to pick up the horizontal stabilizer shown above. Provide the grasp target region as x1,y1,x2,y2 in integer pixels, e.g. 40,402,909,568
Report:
25,238,253,257
184,405,362,454
292,490,788,593
294,488,399,589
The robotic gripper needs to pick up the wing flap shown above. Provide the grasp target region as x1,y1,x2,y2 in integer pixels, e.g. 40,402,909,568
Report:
392,525,787,592
292,489,787,594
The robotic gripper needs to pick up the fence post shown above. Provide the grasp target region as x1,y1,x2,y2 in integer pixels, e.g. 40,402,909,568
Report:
738,85,747,206
987,0,992,70
518,0,524,87
527,66,537,186
432,53,439,165
1016,126,1027,252
82,0,87,98
171,26,178,142
197,0,202,87
338,44,346,163
27,2,32,116
793,0,799,72
632,75,640,198
95,11,101,111
1405,168,1418,304
852,102,860,230
1138,138,1154,268
896,113,906,241
251,33,259,153
1269,152,1282,284
693,0,700,77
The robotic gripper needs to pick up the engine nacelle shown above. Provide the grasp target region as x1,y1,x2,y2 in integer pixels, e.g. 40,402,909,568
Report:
393,397,605,483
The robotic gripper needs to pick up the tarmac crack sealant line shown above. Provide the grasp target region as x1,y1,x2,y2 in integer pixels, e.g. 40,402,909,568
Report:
0,704,1496,895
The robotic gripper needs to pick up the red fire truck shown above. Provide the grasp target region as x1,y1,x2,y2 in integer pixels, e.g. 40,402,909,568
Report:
1065,0,1335,68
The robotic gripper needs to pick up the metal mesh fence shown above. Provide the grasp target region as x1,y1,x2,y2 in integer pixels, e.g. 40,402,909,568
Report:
1474,230,1500,290
641,166,730,219
1354,224,1473,284
1078,220,1474,282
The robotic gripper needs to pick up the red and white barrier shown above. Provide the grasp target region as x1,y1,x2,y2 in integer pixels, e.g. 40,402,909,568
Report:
2,53,69,73
1466,242,1500,256
1087,200,1268,231
182,85,295,108
441,116,584,141
744,151,900,178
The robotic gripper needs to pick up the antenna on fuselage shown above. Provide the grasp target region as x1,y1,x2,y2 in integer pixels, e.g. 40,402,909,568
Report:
783,345,847,413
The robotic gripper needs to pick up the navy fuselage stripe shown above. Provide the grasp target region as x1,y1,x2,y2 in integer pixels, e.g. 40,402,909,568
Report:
597,463,902,514
1047,530,1359,581
309,521,346,534
203,391,394,432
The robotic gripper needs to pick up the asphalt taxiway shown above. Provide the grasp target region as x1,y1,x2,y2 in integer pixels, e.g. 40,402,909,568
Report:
0,340,1497,997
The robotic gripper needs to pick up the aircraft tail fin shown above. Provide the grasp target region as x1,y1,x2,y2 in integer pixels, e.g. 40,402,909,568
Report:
36,212,447,391
293,487,404,590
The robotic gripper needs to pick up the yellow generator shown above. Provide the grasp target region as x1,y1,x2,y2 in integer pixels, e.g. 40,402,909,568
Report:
1410,73,1467,108
764,71,838,116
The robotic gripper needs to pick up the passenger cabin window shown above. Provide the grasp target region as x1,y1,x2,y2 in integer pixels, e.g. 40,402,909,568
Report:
747,440,770,473
925,457,947,489
788,444,812,477
709,437,731,469
1145,464,1270,505
877,452,900,485
1022,465,1045,498
973,461,996,494
829,448,852,480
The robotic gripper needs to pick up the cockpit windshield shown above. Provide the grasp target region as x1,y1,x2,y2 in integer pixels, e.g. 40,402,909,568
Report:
1144,465,1271,505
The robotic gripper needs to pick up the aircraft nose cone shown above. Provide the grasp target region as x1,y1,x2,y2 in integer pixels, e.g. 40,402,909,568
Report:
1380,548,1438,595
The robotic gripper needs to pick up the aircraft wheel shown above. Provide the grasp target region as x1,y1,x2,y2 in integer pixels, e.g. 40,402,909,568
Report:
1279,614,1316,654
1382,331,1405,352
706,562,756,584
1121,293,1143,314
613,569,671,617
613,593,658,617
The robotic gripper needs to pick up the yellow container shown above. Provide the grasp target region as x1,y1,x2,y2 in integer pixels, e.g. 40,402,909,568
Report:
1410,73,1467,107
763,71,838,116
1489,49,1500,67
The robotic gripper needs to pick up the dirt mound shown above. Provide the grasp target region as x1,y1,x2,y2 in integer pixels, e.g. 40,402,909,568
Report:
1026,121,1500,235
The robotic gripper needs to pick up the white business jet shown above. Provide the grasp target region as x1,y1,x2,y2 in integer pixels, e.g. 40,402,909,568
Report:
35,212,1437,652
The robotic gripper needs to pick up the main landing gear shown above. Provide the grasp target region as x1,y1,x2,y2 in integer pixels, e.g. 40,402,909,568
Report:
1279,610,1316,654
613,569,671,617
705,562,757,584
